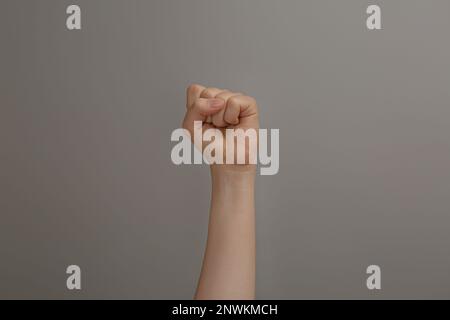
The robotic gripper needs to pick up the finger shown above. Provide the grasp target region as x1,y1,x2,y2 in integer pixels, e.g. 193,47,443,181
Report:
227,95,259,119
200,87,225,123
213,91,242,127
182,98,225,134
200,87,223,99
186,84,206,109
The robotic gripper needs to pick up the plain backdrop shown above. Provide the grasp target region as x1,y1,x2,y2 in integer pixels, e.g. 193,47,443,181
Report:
1,0,450,299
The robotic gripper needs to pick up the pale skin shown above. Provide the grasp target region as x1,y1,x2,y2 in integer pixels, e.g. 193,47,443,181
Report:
182,84,259,300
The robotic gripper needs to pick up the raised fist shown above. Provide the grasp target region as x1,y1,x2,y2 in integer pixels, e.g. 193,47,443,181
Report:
182,84,259,171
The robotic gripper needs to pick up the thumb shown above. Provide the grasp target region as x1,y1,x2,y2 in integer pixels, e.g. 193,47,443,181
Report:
183,98,225,133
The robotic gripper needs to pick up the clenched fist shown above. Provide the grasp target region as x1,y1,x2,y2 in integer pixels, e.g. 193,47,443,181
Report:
182,84,260,173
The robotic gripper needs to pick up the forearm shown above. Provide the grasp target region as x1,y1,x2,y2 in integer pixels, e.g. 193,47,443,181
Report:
195,166,256,300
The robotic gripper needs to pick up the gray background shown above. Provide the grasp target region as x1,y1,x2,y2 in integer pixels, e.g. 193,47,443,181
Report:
1,0,449,299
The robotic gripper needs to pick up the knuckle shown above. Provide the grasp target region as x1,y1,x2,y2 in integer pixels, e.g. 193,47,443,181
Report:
216,91,232,100
228,95,245,106
228,95,239,105
187,84,203,95
201,87,219,98
242,96,258,112
244,95,257,105
200,88,211,98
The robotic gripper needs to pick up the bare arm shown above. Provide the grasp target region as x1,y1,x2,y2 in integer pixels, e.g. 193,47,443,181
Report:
182,84,259,300
195,166,256,299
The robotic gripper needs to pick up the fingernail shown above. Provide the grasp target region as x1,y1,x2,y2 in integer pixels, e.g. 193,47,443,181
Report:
208,99,224,109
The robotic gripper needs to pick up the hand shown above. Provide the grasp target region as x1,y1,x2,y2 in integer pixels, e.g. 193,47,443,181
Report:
182,84,259,175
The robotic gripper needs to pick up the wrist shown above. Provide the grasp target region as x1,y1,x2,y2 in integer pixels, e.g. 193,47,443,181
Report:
211,164,256,179
211,165,256,190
